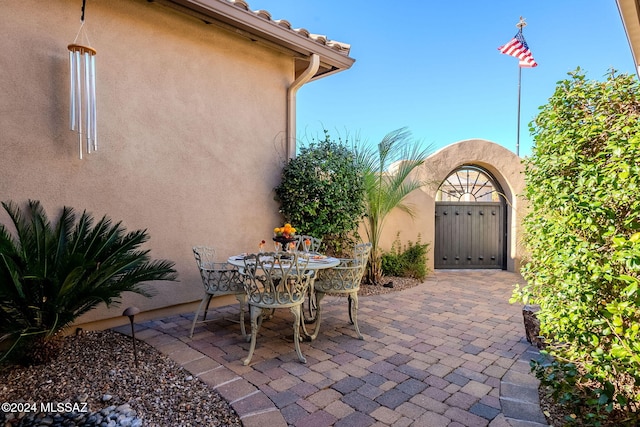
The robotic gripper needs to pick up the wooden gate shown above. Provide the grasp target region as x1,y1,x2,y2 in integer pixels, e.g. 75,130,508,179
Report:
435,202,505,269
434,166,506,269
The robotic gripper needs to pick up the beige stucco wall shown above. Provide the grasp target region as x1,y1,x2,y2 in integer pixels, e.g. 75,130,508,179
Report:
1,0,296,328
378,139,526,272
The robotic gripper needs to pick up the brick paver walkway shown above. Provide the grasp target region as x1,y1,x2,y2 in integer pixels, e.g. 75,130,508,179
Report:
122,270,548,427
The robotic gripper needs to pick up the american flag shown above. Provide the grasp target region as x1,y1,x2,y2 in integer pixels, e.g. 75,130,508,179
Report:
498,30,538,68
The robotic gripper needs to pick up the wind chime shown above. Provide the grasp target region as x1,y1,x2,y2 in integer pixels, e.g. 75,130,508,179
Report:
68,0,97,159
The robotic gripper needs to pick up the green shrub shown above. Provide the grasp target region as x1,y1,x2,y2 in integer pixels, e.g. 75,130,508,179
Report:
0,200,178,364
513,69,640,424
275,130,365,256
381,233,430,280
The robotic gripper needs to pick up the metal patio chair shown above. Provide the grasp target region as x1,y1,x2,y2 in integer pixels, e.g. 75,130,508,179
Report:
190,246,246,338
294,235,323,321
309,242,372,341
242,252,312,365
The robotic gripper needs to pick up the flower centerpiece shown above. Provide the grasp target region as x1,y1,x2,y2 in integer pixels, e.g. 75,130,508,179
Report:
273,223,297,251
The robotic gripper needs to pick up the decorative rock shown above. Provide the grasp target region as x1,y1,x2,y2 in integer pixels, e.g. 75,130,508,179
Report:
101,394,113,402
523,304,545,349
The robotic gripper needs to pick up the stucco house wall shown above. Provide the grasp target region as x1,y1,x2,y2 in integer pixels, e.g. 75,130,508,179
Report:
379,139,526,272
0,0,351,329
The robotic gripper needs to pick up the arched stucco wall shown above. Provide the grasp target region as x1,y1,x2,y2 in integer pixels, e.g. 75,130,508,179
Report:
380,139,526,272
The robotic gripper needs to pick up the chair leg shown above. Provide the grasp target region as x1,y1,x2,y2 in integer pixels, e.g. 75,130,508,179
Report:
189,295,210,338
303,277,318,323
243,305,263,366
309,291,326,341
290,305,306,364
202,294,214,321
349,292,364,340
236,293,247,340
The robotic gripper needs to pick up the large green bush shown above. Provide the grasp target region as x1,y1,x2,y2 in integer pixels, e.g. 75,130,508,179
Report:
274,131,365,255
513,69,640,424
0,200,177,364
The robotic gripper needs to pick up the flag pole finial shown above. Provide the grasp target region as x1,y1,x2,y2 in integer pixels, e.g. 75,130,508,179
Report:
516,16,527,30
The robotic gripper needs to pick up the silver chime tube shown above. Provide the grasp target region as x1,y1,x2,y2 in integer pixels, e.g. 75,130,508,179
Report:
69,50,76,131
84,51,91,154
90,54,97,151
75,49,83,158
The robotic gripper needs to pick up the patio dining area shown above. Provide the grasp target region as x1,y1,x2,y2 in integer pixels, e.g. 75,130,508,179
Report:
116,270,548,427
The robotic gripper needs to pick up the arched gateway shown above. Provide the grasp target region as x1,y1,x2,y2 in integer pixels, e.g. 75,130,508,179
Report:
434,165,507,269
383,140,524,272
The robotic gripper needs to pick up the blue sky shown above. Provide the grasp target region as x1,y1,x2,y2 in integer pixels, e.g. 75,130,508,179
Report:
249,1,637,157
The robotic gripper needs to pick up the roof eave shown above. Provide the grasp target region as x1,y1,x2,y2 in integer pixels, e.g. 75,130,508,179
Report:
616,0,640,77
154,0,355,80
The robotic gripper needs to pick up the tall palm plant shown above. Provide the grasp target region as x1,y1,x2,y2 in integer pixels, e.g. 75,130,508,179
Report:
354,128,431,285
0,200,177,362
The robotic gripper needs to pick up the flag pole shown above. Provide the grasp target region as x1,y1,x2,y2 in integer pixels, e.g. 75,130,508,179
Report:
516,63,522,157
515,17,526,157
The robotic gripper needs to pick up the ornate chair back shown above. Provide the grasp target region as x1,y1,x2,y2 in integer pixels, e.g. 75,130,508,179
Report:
296,235,323,253
242,252,311,308
193,246,244,295
310,242,372,341
353,242,372,267
190,246,246,338
315,243,371,294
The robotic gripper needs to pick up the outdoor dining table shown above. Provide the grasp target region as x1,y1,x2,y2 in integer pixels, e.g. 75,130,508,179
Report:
227,253,339,271
226,252,339,338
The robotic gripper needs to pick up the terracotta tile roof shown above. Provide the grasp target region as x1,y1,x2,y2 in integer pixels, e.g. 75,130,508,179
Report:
226,0,351,56
158,0,355,79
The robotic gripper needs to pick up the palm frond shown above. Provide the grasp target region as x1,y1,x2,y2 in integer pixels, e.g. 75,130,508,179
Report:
0,200,178,356
354,128,432,284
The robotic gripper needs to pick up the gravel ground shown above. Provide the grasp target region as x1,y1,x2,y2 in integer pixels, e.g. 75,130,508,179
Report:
357,276,419,296
0,277,418,427
0,330,242,426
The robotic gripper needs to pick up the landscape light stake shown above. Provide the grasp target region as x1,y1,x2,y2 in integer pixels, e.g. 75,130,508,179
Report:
123,307,141,368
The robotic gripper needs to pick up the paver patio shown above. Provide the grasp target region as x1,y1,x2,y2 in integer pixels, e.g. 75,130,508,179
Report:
117,270,549,427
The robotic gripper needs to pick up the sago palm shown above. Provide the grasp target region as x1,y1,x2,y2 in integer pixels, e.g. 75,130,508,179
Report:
0,200,177,362
354,128,431,285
